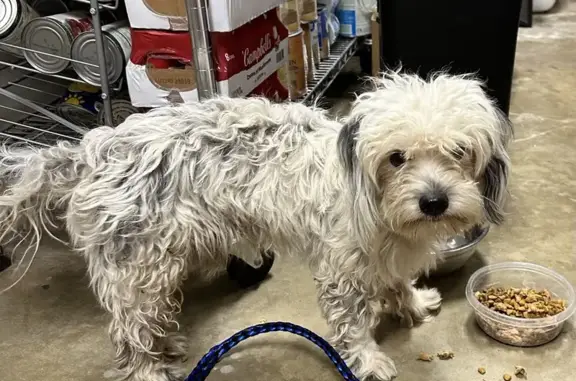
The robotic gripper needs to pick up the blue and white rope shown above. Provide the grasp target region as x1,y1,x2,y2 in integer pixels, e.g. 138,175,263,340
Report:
186,322,359,381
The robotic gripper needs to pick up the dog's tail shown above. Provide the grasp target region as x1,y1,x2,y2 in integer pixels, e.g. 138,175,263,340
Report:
0,141,85,291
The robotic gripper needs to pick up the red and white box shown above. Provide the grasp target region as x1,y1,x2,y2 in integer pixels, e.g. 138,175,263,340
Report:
250,71,289,101
125,0,284,32
126,9,289,107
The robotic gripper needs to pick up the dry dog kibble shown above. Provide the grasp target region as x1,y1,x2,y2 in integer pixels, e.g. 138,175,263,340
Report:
417,352,434,362
475,287,567,318
515,366,527,377
503,374,512,381
478,367,486,375
437,351,454,360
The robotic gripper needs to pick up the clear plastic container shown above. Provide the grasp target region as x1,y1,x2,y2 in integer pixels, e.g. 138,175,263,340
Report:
466,262,576,347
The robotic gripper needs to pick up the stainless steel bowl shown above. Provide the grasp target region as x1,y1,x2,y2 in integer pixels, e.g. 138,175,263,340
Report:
433,224,490,275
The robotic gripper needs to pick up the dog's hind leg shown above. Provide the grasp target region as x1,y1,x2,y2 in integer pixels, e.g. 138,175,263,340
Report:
384,281,442,328
86,246,188,381
315,249,397,381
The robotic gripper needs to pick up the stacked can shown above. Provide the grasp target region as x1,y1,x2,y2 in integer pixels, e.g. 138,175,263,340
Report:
70,20,131,86
21,10,115,74
0,0,39,57
97,98,141,126
56,82,102,127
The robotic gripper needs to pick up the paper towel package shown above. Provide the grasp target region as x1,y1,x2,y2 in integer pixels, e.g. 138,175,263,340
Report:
336,0,373,37
125,0,285,32
127,9,288,107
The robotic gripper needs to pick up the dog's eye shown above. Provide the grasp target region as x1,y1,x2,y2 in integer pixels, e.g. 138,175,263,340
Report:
389,151,406,167
451,146,466,160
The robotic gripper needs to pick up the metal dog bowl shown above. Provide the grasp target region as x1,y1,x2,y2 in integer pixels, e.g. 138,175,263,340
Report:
433,224,490,275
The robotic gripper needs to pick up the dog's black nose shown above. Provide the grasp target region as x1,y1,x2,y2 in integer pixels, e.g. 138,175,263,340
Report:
419,192,449,217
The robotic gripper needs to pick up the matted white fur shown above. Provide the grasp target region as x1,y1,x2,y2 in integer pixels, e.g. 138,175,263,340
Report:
0,71,512,381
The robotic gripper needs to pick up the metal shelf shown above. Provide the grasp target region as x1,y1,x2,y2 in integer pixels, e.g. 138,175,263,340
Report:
0,110,83,147
0,74,88,147
296,37,359,105
0,1,360,149
0,58,94,88
0,46,124,91
0,0,117,147
0,71,137,147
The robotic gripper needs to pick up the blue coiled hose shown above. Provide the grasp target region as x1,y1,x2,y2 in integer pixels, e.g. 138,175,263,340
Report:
186,321,359,381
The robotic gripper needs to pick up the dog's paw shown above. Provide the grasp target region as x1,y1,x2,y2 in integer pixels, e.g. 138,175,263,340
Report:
347,344,397,381
410,287,442,323
397,287,442,327
414,287,442,312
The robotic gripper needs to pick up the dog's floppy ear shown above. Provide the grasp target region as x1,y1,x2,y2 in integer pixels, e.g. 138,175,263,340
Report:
337,119,360,176
482,156,508,224
481,113,513,225
337,118,380,251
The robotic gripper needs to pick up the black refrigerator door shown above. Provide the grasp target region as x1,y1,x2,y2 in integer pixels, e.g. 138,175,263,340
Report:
378,0,522,116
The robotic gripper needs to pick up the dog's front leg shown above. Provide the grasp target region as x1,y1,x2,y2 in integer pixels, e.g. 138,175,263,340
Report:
385,280,442,327
315,252,397,381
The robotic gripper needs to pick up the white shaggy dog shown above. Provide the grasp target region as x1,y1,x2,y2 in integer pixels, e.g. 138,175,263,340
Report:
0,72,511,381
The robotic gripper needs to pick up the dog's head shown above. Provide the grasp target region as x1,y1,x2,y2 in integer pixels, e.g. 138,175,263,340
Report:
338,71,512,242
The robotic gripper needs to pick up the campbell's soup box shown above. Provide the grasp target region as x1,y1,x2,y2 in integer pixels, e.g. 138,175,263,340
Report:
126,8,288,107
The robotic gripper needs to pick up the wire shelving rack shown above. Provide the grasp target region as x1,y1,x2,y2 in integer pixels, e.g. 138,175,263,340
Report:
0,0,360,147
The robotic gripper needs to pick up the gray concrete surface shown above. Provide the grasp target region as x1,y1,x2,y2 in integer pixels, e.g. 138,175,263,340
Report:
1,3,576,381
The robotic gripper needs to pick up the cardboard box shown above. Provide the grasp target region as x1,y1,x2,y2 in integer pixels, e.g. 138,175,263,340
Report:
127,62,288,106
127,9,289,107
250,71,289,101
125,0,285,32
126,60,195,106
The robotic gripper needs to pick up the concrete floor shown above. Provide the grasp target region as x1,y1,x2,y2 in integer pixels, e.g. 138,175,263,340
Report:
1,4,576,381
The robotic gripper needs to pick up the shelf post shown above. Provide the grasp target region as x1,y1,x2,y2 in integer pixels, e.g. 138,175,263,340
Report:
88,0,114,126
185,0,217,100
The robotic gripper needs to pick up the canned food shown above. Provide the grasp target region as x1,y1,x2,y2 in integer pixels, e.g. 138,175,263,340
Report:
71,20,131,86
299,0,318,22
278,0,300,33
0,0,39,57
56,82,102,127
317,6,330,60
97,99,141,127
301,21,315,79
287,29,307,100
21,11,114,74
